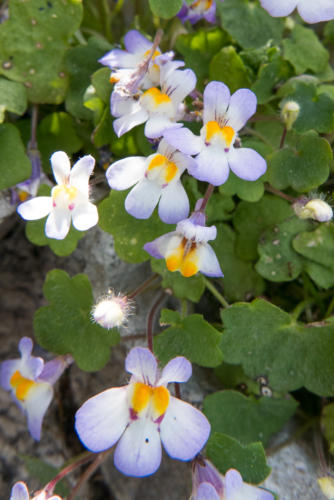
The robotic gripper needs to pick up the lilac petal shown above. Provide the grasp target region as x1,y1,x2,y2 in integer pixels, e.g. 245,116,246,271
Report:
124,30,152,54
197,243,224,278
193,459,224,496
164,68,197,104
225,89,257,132
10,482,29,500
111,93,140,118
71,202,98,231
163,128,202,155
70,155,95,196
125,178,162,219
203,2,217,23
1,360,21,390
125,347,158,385
18,338,45,379
143,232,179,260
144,116,182,140
158,181,189,224
228,147,267,181
75,387,129,452
19,337,33,358
106,157,146,190
172,150,198,173
39,356,72,385
98,49,137,69
203,81,230,124
298,0,334,23
25,383,53,440
50,151,71,185
113,109,148,137
260,0,297,17
17,197,52,221
160,396,211,460
45,208,71,240
177,217,217,242
196,482,220,500
159,356,192,385
114,419,162,477
191,148,230,186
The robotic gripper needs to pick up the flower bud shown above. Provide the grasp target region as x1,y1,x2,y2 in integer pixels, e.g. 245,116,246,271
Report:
92,292,130,329
281,100,300,130
293,198,333,222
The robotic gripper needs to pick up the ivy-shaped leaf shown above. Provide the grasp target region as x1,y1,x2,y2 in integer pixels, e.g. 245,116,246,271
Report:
209,46,251,93
282,25,328,75
0,123,31,189
148,0,182,19
0,78,27,123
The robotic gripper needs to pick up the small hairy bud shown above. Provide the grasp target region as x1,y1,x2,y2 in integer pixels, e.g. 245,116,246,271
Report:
281,100,300,130
293,198,333,222
92,292,130,329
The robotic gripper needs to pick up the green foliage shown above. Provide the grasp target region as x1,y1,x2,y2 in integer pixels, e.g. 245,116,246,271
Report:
219,171,265,202
252,55,292,104
322,403,334,454
221,299,334,396
209,46,251,93
148,0,182,19
34,270,119,371
0,123,31,189
207,432,271,484
0,0,83,104
155,309,223,367
282,25,328,75
21,455,69,497
0,78,27,123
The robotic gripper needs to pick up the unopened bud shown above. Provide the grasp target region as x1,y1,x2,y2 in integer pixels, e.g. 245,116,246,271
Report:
293,198,333,222
318,477,334,500
92,292,130,329
281,100,300,130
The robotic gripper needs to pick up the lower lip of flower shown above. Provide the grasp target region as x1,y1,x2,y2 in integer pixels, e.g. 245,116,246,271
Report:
130,382,170,421
146,154,179,185
10,370,37,401
166,238,199,277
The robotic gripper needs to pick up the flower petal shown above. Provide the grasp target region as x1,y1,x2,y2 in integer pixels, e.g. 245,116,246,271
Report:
143,232,179,259
125,178,162,219
25,382,53,440
158,181,189,224
70,155,95,196
228,147,267,181
197,243,223,278
190,148,230,186
159,357,192,385
17,197,52,221
260,0,297,17
45,208,71,240
10,482,30,500
298,0,334,23
163,68,197,103
113,109,148,137
203,81,230,124
144,116,182,139
160,396,210,460
1,360,21,390
50,151,71,185
124,29,152,54
71,202,98,231
106,157,147,190
196,482,221,500
163,127,202,155
39,356,72,385
98,49,138,69
75,387,129,452
125,347,158,385
203,2,217,23
225,89,257,131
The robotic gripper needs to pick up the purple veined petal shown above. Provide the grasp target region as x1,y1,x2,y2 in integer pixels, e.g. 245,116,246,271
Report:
106,157,147,190
17,196,52,221
125,347,158,385
75,386,129,452
177,3,189,22
157,138,177,159
196,482,221,500
24,382,53,440
45,208,72,240
71,202,98,231
143,232,179,260
160,396,211,461
225,89,257,132
70,155,95,196
203,2,217,23
124,30,153,55
38,356,71,385
98,49,138,69
193,458,224,496
10,481,30,500
158,181,189,224
114,418,162,477
172,150,198,173
190,147,230,186
50,151,71,185
18,337,45,380
1,360,21,390
164,68,197,104
259,0,297,17
125,178,162,219
298,0,334,23
159,356,192,385
19,337,33,358
203,81,230,124
196,243,223,278
177,217,217,242
113,108,148,137
227,147,267,181
111,93,140,118
144,116,182,140
163,127,202,155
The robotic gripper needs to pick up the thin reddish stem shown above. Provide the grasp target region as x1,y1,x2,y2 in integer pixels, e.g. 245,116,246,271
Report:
44,453,94,496
279,127,287,149
199,184,215,212
128,273,160,299
265,184,296,203
147,291,166,352
67,450,110,500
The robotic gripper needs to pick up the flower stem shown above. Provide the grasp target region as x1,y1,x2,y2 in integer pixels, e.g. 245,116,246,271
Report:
203,277,229,308
44,452,94,496
265,184,296,203
66,450,111,500
128,273,160,299
147,290,166,352
199,184,215,212
174,382,181,399
291,299,314,321
280,126,287,149
29,104,39,150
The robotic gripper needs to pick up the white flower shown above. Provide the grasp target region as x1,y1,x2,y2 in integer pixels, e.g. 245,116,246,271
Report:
260,0,334,24
17,151,98,240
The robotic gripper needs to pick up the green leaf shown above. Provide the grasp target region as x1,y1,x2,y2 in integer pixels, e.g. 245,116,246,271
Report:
92,67,112,104
219,171,265,202
268,131,332,192
221,298,334,396
203,390,297,446
282,25,328,75
233,194,292,261
304,260,334,290
293,224,334,272
218,0,284,50
151,259,205,302
256,217,312,282
148,0,182,19
34,270,119,371
209,46,251,94
0,123,31,190
322,402,334,454
0,78,27,123
207,432,271,484
98,190,168,263
252,56,292,104
0,0,83,104
21,455,68,497
154,310,223,367
206,193,235,224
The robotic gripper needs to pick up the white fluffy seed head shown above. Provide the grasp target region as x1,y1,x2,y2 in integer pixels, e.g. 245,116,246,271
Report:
281,100,300,130
293,198,333,222
92,293,130,329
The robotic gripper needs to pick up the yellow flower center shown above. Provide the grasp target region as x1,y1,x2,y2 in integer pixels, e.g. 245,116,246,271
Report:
205,121,235,149
166,238,199,277
146,153,179,185
140,88,174,116
52,184,78,209
131,382,170,420
10,370,37,401
191,0,213,12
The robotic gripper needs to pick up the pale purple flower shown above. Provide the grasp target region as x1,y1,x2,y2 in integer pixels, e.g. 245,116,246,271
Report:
144,208,223,278
191,459,274,500
1,338,72,441
106,139,193,223
10,481,62,500
260,0,334,23
75,347,210,477
178,0,224,24
11,149,45,205
164,81,267,186
17,151,98,240
111,61,196,138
